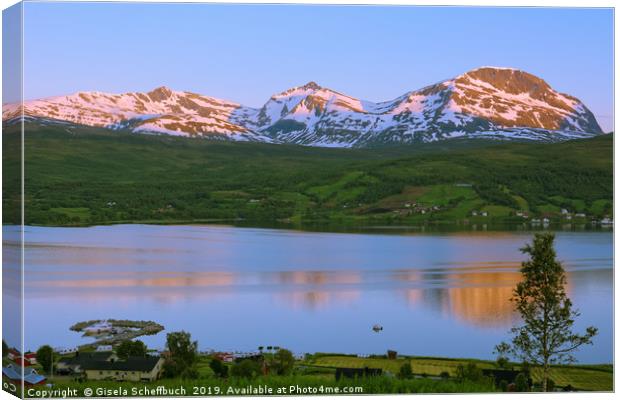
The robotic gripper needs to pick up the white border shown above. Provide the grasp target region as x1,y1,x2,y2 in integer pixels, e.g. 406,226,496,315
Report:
0,1,616,400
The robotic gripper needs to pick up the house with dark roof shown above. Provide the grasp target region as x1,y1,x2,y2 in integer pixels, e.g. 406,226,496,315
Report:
56,351,118,375
81,356,164,382
2,364,46,386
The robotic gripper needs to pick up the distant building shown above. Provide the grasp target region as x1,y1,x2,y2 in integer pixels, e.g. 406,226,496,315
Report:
7,348,20,361
81,356,164,382
96,345,113,352
56,351,118,375
24,352,37,364
54,347,78,355
515,211,529,219
561,209,569,215
9,350,36,367
213,352,235,363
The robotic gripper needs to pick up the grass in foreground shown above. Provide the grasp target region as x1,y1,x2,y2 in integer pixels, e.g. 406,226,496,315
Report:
36,375,496,397
307,355,613,391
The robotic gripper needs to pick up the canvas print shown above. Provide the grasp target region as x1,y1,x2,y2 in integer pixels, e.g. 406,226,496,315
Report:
1,2,614,397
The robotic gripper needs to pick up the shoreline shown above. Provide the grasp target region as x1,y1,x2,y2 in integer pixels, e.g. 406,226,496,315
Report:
4,219,612,234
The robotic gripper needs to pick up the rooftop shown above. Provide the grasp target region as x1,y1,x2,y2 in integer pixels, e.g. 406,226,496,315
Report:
81,356,162,372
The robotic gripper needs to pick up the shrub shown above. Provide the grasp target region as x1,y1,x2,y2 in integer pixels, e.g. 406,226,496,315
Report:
209,358,228,378
496,356,509,370
36,345,54,374
230,359,262,379
515,373,529,392
398,362,413,379
270,348,295,376
455,362,483,382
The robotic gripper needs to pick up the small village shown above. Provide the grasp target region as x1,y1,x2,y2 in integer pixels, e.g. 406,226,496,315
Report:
2,332,609,394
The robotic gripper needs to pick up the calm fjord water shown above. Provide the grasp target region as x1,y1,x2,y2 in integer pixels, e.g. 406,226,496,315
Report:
9,224,613,363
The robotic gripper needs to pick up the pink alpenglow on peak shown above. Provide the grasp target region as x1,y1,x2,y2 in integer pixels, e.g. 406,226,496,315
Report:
3,67,603,147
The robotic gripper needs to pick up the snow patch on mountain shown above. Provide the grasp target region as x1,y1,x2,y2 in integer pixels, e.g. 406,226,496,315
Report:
3,67,603,147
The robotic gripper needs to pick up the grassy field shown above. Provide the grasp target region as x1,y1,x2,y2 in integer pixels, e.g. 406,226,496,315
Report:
307,354,613,391
38,374,496,397
9,353,611,397
2,122,613,227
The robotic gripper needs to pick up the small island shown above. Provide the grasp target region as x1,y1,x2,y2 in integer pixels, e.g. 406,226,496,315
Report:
70,319,164,347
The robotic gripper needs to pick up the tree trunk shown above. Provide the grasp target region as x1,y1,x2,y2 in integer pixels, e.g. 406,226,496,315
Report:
542,363,549,392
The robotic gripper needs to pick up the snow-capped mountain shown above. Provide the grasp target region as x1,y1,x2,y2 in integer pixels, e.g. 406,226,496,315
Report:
2,86,271,142
2,67,603,147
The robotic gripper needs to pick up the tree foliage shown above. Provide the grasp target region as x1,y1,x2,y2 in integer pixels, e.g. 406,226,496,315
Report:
455,362,484,383
36,345,54,374
496,233,597,391
5,124,611,227
116,340,147,359
230,359,262,378
269,348,295,376
209,358,228,378
398,362,413,379
162,331,198,379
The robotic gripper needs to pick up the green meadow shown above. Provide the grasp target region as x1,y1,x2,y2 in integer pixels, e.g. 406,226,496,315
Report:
18,353,612,396
2,122,612,227
306,355,613,392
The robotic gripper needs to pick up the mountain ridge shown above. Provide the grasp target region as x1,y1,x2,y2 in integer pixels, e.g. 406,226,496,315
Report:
2,67,603,148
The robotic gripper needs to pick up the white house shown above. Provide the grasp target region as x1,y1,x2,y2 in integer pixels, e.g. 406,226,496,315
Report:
53,347,78,355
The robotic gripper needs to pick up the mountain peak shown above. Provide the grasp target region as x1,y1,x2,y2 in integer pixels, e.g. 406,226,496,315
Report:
147,86,174,101
468,66,520,73
4,71,603,147
459,66,551,92
300,81,322,91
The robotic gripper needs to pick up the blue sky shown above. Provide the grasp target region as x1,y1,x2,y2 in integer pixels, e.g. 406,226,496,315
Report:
9,3,616,130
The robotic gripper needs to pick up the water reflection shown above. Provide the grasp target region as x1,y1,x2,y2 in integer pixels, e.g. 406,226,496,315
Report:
14,224,613,363
25,263,591,329
445,271,521,327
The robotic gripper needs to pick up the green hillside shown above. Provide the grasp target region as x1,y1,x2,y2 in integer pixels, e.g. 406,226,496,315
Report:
2,122,613,227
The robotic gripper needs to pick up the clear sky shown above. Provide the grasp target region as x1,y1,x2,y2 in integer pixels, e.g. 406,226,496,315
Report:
8,3,616,131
